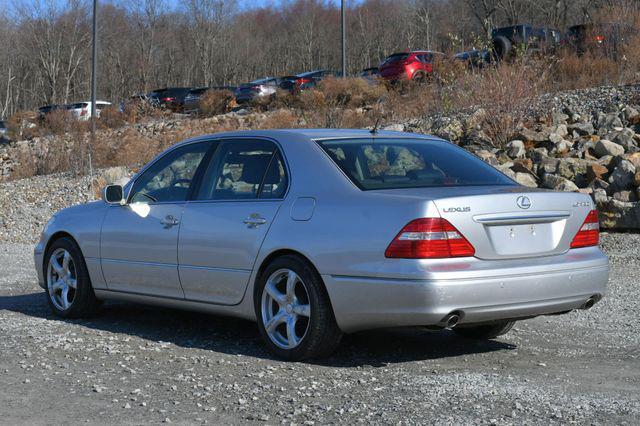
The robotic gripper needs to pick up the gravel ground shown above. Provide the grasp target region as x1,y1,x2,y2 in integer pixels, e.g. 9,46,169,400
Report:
0,233,638,425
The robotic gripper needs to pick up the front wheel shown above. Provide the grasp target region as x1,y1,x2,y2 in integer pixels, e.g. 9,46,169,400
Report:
44,237,102,318
453,321,515,340
255,255,342,360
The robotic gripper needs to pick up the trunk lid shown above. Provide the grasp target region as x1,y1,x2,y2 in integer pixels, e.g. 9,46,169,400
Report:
376,186,593,260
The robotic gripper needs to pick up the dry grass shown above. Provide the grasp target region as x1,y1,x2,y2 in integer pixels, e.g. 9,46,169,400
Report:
198,89,237,116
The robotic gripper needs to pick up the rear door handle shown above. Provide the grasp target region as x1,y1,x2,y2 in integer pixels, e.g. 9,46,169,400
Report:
243,214,267,228
161,215,180,228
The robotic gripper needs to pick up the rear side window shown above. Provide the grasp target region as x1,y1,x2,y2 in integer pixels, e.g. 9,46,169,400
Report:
318,138,515,190
195,139,287,200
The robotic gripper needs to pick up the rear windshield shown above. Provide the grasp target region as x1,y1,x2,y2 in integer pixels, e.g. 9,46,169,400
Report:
317,138,515,190
381,53,409,65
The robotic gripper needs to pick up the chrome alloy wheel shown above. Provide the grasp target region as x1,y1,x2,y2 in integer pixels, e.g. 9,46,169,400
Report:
261,269,311,349
47,248,77,311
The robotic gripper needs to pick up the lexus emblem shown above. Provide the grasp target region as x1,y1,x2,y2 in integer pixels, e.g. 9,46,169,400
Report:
516,196,531,209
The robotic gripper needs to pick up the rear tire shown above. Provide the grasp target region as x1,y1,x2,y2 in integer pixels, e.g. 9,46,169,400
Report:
493,35,512,60
453,321,515,340
254,255,343,360
44,237,102,319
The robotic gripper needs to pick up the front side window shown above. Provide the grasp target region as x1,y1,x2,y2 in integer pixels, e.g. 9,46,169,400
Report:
129,142,210,203
195,139,287,200
318,138,515,190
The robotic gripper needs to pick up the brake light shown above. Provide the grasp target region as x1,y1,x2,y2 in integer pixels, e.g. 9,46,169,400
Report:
80,108,87,116
162,97,174,102
595,35,605,43
385,218,475,259
296,78,312,86
570,210,599,248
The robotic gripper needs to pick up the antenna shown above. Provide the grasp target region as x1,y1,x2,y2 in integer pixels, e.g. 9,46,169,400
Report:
370,117,381,136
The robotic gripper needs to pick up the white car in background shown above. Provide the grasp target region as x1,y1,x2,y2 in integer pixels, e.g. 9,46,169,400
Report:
67,101,112,120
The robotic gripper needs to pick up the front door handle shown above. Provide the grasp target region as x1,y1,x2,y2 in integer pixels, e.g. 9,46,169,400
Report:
243,214,267,228
161,215,180,228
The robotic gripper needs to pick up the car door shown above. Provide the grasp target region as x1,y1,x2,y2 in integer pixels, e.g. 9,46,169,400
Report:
178,139,288,305
100,141,212,298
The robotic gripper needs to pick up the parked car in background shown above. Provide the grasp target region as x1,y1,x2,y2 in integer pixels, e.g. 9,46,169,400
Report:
492,25,562,60
38,104,64,120
454,49,492,69
148,87,192,111
67,101,112,120
35,129,609,360
0,120,7,139
379,51,445,82
235,78,281,103
279,70,340,93
183,86,237,113
566,23,634,59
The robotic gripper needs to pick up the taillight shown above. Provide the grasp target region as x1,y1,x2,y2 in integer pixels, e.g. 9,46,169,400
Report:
595,35,605,43
296,78,312,86
162,97,174,102
570,210,599,248
385,218,475,259
80,108,87,116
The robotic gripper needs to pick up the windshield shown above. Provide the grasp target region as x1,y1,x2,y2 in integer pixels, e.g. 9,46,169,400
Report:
317,138,515,190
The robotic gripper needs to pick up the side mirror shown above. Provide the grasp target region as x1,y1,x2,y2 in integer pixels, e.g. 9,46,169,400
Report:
102,184,125,205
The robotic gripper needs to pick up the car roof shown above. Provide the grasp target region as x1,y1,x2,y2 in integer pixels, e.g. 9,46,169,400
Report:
178,129,441,145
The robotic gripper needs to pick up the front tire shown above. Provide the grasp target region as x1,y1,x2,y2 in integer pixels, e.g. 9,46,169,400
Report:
453,321,515,340
254,255,342,360
44,237,102,318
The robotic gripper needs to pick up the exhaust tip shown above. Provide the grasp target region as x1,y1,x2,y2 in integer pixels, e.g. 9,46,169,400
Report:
582,297,596,310
440,312,461,329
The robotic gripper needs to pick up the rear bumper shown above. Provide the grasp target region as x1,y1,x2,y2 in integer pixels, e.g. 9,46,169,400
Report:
323,248,609,333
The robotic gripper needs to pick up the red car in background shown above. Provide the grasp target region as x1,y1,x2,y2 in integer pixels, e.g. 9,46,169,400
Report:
379,51,445,82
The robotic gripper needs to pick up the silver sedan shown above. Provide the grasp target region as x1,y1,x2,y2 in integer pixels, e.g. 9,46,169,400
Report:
34,129,609,360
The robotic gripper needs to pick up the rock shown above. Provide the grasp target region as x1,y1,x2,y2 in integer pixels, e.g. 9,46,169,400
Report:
514,172,538,188
597,111,623,132
474,149,499,166
599,198,640,229
568,122,595,136
529,147,548,162
613,191,638,202
506,140,526,159
556,158,588,181
593,188,608,205
586,163,609,183
549,133,564,144
551,111,568,125
512,158,533,172
382,123,404,132
590,178,611,194
594,139,624,158
517,128,548,143
495,164,516,179
627,152,640,169
608,160,636,191
555,139,573,154
431,117,464,142
623,106,639,123
554,124,569,137
543,174,579,192
601,128,638,152
537,156,560,177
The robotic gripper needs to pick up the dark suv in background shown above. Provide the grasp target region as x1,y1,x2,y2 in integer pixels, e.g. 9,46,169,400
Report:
492,25,562,60
566,23,634,59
